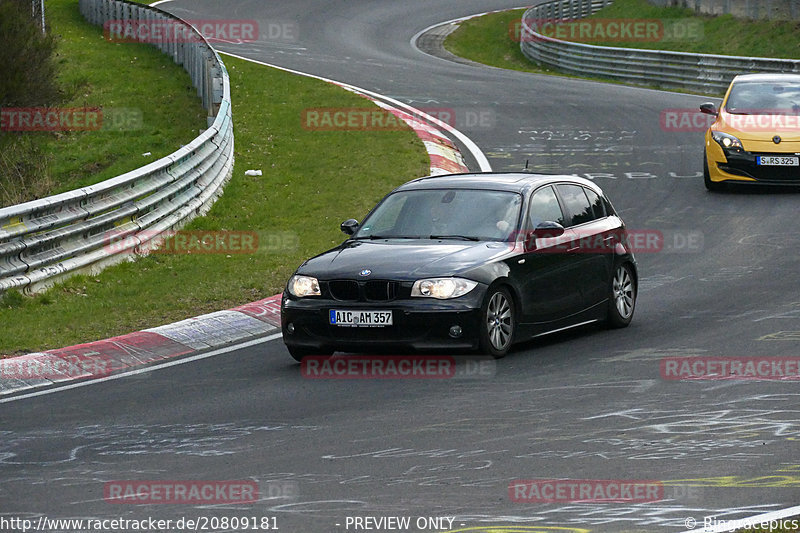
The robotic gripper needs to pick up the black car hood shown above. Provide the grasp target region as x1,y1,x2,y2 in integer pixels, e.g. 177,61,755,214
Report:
297,239,513,281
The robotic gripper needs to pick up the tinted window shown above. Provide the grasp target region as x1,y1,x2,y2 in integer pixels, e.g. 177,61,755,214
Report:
584,188,606,220
556,184,595,227
356,189,522,241
603,196,616,216
527,186,565,228
725,80,800,114
363,193,408,235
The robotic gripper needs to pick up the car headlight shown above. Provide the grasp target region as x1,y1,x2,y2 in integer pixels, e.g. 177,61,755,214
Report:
712,131,744,151
411,277,478,299
288,275,321,297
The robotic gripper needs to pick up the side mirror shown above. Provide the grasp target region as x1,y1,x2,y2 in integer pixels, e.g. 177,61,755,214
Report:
533,220,565,238
524,221,565,251
699,102,718,116
340,218,359,235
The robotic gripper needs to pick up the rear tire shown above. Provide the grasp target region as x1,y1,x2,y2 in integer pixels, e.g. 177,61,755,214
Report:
606,263,636,328
479,286,515,359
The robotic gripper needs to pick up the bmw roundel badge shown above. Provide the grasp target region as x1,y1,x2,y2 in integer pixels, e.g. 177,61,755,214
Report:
359,269,372,277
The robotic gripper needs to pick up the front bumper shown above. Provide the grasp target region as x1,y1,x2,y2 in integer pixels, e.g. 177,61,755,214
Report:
716,152,800,184
707,137,800,185
281,287,487,353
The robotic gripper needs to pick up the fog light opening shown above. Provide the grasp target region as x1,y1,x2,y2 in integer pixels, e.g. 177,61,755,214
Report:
449,325,463,338
287,323,295,334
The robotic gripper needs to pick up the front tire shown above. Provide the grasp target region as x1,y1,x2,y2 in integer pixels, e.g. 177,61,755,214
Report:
703,150,723,191
479,286,515,359
606,263,636,328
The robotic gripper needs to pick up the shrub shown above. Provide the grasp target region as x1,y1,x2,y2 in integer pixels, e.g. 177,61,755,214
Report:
0,0,62,107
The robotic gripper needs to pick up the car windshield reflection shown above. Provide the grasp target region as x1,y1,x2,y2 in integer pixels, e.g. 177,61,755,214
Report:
354,189,522,242
725,81,800,115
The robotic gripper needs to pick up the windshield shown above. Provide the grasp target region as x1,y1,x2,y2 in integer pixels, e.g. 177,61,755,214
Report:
354,188,522,241
725,80,800,114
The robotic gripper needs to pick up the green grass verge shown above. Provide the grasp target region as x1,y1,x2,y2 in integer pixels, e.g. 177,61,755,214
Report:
577,0,800,57
0,0,206,206
735,526,799,533
50,0,208,191
444,8,547,75
444,0,800,83
736,527,800,533
0,28,428,354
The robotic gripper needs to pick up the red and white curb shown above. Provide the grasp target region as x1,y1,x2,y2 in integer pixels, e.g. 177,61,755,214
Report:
326,80,469,175
369,100,469,175
0,295,281,396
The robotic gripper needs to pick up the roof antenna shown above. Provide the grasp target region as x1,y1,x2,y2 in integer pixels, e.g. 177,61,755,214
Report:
524,159,530,172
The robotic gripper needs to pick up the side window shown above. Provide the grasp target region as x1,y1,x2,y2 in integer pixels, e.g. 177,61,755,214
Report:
584,187,606,220
556,184,595,227
603,196,616,216
527,186,565,229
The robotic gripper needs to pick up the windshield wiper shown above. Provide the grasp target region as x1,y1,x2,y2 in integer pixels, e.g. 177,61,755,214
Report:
351,235,414,240
428,235,480,241
351,234,481,241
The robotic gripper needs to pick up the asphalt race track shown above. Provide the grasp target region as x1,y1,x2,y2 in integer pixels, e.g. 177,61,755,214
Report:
2,1,799,532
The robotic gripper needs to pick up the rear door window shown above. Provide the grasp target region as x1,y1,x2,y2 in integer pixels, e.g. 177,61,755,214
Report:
556,184,595,227
584,187,606,220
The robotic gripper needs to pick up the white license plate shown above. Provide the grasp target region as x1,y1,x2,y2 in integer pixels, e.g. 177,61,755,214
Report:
757,156,799,166
329,309,393,327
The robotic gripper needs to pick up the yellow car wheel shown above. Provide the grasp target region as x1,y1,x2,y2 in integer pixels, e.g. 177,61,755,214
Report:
703,149,723,192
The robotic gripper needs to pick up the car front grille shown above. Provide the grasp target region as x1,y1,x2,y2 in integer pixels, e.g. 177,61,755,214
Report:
326,280,400,302
328,280,360,301
720,152,800,182
364,281,398,301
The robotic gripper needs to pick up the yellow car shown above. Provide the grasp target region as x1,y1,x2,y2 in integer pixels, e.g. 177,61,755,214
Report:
701,73,800,190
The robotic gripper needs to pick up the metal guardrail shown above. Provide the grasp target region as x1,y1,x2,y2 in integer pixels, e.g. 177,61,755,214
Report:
519,0,800,94
0,0,233,294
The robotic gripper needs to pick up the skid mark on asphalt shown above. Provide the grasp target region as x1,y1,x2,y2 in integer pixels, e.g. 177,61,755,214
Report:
0,423,320,465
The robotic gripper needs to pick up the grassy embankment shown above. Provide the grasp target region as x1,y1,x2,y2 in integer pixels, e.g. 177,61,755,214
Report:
444,0,800,81
1,0,206,206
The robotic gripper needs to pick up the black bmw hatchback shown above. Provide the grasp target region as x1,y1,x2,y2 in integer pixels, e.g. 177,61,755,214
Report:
281,172,637,361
